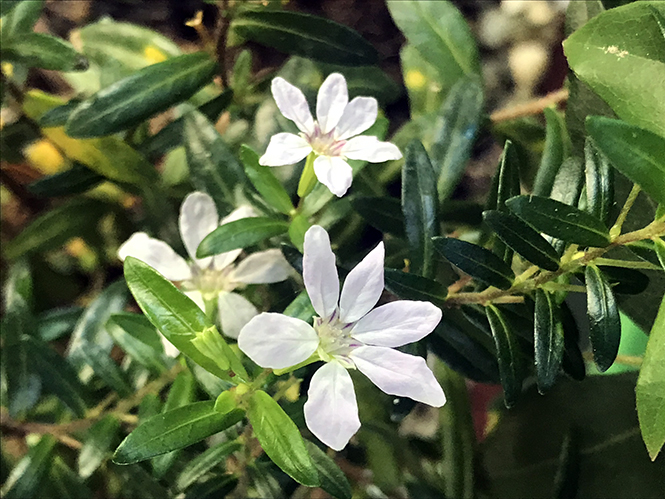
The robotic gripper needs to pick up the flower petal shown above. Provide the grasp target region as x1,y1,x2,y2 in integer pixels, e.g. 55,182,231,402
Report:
231,249,292,284
304,361,360,451
237,313,319,369
218,291,258,339
303,225,339,319
213,206,257,271
316,73,348,134
350,301,442,347
179,191,219,268
313,155,353,198
184,290,206,312
271,77,315,135
338,242,385,323
118,232,191,281
350,346,446,407
342,135,402,162
259,132,312,167
334,97,378,140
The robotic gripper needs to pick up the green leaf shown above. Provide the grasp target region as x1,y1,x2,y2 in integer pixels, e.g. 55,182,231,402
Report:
78,342,133,396
485,305,524,408
431,76,484,203
636,294,665,460
534,289,565,394
595,266,649,296
65,52,217,138
384,268,447,308
174,440,241,492
1,33,87,71
232,10,377,66
247,390,319,487
304,441,352,499
563,2,665,138
387,1,479,93
3,198,106,260
78,415,121,479
532,108,568,197
288,213,311,253
0,435,56,499
560,301,586,381
197,217,289,258
654,238,665,271
37,306,83,342
506,195,610,247
27,163,104,198
432,237,514,290
107,313,166,374
584,138,614,226
49,457,92,499
550,156,585,209
402,140,438,278
241,145,294,215
123,257,246,382
113,401,244,465
586,116,665,206
283,289,316,323
0,0,37,21
351,196,405,238
483,210,560,272
585,265,621,372
487,140,521,212
38,100,81,127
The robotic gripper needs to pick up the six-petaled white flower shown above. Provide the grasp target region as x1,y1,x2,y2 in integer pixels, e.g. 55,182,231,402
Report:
118,191,292,344
259,73,402,197
238,225,445,450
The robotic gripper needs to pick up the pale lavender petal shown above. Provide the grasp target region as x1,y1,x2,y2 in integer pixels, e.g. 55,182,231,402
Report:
350,346,446,407
213,206,257,271
231,249,292,284
218,291,258,339
351,301,442,347
316,73,348,134
304,361,360,451
313,155,353,198
271,77,315,135
338,242,384,323
118,232,191,281
303,225,339,319
342,135,402,162
259,133,312,167
334,97,378,140
179,191,218,268
237,313,319,369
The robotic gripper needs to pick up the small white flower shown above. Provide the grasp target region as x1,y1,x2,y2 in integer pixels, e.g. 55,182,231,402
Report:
118,192,292,343
238,225,445,450
259,73,403,197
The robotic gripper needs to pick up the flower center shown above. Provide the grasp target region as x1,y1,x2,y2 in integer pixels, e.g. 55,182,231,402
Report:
313,311,362,368
306,123,346,157
184,264,236,300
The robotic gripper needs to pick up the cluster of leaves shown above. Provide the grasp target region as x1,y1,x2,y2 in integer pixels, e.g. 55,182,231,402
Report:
1,1,664,498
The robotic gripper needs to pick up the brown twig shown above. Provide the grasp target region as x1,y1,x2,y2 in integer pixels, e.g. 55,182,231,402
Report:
490,88,569,123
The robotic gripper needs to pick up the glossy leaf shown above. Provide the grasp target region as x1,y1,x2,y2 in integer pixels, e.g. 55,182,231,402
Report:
402,140,438,278
560,301,586,382
283,290,316,324
78,415,121,479
506,195,610,247
654,238,665,271
586,116,665,205
550,156,585,209
584,138,614,226
432,237,514,290
197,217,289,258
247,390,319,487
232,10,377,66
0,0,37,21
174,440,242,492
36,306,83,342
305,441,352,499
27,164,104,198
78,342,133,397
65,52,217,138
384,268,447,308
107,313,166,374
37,100,81,127
0,435,56,499
182,475,238,499
241,145,294,215
532,108,568,197
351,196,405,238
486,305,523,408
636,294,665,460
483,210,560,272
1,33,87,71
534,290,565,394
585,265,621,372
596,266,649,295
113,401,245,465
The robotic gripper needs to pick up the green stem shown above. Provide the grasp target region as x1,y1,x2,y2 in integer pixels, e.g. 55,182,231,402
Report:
297,153,318,199
593,257,662,270
610,184,641,238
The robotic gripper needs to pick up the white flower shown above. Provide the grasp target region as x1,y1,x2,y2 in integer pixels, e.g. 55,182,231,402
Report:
118,192,292,343
238,225,445,450
259,73,402,197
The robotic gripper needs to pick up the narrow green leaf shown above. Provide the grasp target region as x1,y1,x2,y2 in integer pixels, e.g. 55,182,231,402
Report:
65,52,217,137
636,294,665,461
107,312,163,351
2,339,40,417
174,441,242,492
182,474,238,499
232,10,377,66
584,138,614,226
107,313,166,374
553,430,581,499
37,306,83,342
654,238,665,271
402,140,438,278
247,390,319,487
595,266,649,295
534,289,565,394
49,457,92,499
305,441,352,499
585,265,621,372
506,195,610,247
560,301,586,382
550,156,585,208
38,100,82,127
0,435,56,499
351,196,405,238
1,33,87,71
586,116,665,205
483,210,560,272
123,257,245,382
78,342,133,396
27,164,104,198
241,145,294,215
532,108,568,197
384,268,447,308
283,289,316,323
0,0,38,22
485,305,523,408
432,237,514,290
197,217,289,258
288,213,311,253
78,415,121,479
113,401,244,464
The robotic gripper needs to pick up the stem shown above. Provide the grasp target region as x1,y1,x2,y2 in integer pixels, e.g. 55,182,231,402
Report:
214,0,231,88
611,184,641,238
593,257,662,270
297,153,317,199
490,88,569,123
